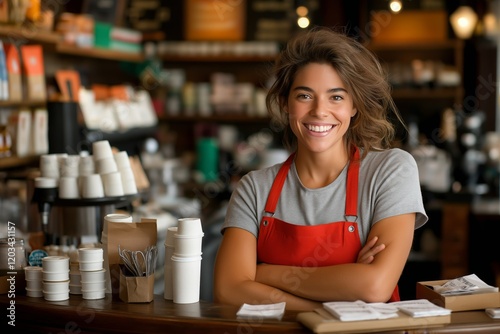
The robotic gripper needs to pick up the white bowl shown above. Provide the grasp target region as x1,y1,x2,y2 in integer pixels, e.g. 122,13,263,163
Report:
24,266,43,280
43,280,69,293
42,270,69,282
42,256,69,273
43,290,69,301
81,280,106,291
80,269,106,282
78,248,103,262
81,288,105,300
79,260,103,272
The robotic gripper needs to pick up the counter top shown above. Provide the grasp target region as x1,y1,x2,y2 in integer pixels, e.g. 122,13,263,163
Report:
2,294,500,333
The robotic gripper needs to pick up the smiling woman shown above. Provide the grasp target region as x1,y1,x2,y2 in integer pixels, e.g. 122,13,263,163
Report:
213,27,428,311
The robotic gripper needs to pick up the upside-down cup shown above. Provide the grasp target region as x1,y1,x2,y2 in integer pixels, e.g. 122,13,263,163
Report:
177,218,204,236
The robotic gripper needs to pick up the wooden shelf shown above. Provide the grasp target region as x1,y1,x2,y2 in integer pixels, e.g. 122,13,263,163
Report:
161,55,275,63
0,155,39,169
56,43,144,63
0,25,144,63
392,87,462,99
0,24,61,44
0,99,46,108
367,39,463,52
159,114,270,123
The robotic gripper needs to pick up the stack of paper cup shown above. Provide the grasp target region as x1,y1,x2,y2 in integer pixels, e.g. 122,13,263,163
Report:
42,256,70,301
93,140,125,197
163,226,177,300
101,213,133,293
39,154,60,179
68,248,81,294
25,266,43,297
114,151,137,195
172,218,204,304
78,248,105,300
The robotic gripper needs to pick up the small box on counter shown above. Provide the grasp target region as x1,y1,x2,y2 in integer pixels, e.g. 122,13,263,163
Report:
119,266,154,303
416,280,500,312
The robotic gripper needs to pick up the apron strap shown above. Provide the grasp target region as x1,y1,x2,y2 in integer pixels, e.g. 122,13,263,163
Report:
345,146,360,217
264,147,360,217
264,153,295,215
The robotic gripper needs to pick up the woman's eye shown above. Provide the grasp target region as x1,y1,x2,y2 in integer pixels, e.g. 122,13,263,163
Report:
297,94,311,100
332,95,343,101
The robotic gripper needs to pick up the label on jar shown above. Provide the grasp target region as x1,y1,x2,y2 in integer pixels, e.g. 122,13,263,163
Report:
28,249,48,267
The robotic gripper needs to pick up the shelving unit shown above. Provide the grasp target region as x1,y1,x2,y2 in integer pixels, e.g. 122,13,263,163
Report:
0,24,147,170
367,39,464,106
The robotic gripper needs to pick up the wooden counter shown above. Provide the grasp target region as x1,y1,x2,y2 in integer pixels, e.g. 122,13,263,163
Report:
2,294,500,333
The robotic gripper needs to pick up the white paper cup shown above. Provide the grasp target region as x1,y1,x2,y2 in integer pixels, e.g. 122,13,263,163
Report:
177,218,204,236
69,284,82,295
114,151,131,169
165,227,178,248
26,288,43,297
79,260,103,272
120,167,137,195
60,155,80,177
42,270,70,282
173,234,203,257
101,171,124,197
43,280,70,293
92,140,113,161
43,290,69,301
79,155,95,176
96,157,118,174
24,266,43,280
42,256,69,273
81,174,104,198
82,288,105,300
26,279,43,290
78,248,103,262
163,243,175,300
40,154,59,179
80,269,106,282
172,255,202,304
59,177,80,199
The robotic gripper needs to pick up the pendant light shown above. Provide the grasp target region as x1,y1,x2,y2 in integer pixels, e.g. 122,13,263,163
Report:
450,6,478,39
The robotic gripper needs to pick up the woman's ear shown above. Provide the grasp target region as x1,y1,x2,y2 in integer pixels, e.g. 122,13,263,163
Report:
351,108,357,117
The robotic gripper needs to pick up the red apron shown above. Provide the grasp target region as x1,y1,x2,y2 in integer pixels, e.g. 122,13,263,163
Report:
257,147,400,302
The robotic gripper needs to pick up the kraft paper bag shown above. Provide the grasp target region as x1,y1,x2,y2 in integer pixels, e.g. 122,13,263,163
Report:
105,218,157,296
119,267,155,303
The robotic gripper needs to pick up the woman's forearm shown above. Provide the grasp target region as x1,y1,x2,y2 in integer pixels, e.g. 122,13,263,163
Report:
214,279,321,311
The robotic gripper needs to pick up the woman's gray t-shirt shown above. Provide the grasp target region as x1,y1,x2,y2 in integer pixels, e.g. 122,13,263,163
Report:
222,148,428,245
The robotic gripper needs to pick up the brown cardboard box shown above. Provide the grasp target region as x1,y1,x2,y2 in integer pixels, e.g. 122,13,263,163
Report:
416,280,500,312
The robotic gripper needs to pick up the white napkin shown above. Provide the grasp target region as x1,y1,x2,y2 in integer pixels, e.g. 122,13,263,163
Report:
236,302,286,320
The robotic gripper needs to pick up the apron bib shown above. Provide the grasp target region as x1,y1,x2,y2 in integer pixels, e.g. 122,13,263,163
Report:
257,147,400,302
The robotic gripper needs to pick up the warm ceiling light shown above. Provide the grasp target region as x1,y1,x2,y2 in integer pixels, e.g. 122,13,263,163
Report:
296,6,308,17
297,16,310,29
389,0,402,13
450,6,478,39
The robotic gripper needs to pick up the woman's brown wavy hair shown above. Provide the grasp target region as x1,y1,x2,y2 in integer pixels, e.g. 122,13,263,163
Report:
266,27,404,158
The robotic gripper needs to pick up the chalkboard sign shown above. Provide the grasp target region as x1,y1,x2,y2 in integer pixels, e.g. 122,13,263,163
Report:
123,0,182,40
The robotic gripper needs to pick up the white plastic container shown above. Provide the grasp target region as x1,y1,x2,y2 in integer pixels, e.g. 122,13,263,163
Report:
79,261,103,272
78,248,103,262
82,288,105,300
42,270,70,282
42,256,69,273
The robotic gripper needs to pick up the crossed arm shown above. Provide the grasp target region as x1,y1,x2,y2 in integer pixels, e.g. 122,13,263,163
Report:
213,213,415,311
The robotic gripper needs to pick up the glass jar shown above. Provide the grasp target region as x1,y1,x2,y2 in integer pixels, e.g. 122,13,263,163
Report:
0,238,27,270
